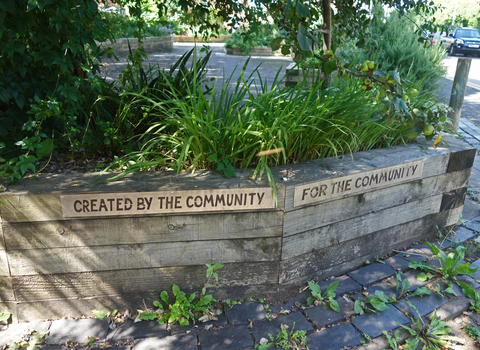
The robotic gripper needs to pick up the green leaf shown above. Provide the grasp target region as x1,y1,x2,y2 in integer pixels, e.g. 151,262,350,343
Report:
426,241,440,256
354,300,363,314
329,298,340,312
213,263,224,269
281,45,290,56
408,260,435,272
452,263,478,276
153,301,163,309
374,290,389,303
323,60,337,76
297,31,312,52
36,138,53,159
306,296,313,306
296,2,310,18
326,281,339,296
140,311,158,320
92,310,106,318
172,284,181,297
160,291,169,304
0,312,11,323
27,0,38,11
417,272,434,282
369,298,389,311
411,286,432,297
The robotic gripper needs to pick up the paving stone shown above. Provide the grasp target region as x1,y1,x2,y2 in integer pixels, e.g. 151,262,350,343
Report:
427,296,471,322
135,333,197,350
351,278,397,301
464,217,480,233
448,226,477,242
170,313,228,334
383,256,410,271
353,305,410,338
37,346,67,349
394,291,448,318
198,325,253,350
395,245,432,261
47,319,109,344
306,323,363,350
317,275,362,296
347,263,395,287
0,321,51,348
226,302,266,324
402,270,430,291
270,292,312,313
250,312,313,343
303,297,355,328
465,259,480,280
107,320,167,341
456,275,480,289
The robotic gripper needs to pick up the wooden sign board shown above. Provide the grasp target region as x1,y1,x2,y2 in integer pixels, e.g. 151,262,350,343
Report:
294,160,424,207
61,187,274,218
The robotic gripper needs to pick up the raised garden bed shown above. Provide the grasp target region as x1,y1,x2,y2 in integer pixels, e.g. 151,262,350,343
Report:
285,62,323,87
174,34,230,43
96,35,173,56
225,46,274,56
0,135,474,322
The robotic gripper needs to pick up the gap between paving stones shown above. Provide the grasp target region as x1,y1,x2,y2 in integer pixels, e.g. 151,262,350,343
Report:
2,221,480,350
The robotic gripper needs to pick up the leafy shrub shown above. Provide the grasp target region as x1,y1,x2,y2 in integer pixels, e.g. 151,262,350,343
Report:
337,12,447,95
101,11,172,38
225,25,278,54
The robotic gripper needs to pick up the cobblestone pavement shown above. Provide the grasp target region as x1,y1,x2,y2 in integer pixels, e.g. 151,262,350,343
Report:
2,45,480,350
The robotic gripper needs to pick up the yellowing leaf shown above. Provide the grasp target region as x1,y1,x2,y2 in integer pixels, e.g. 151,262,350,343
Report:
433,132,442,149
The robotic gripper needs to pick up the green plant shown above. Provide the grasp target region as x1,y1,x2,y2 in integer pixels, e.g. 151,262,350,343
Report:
464,324,480,342
140,263,223,325
398,304,454,350
203,263,224,295
456,281,480,313
0,312,11,324
408,242,478,280
434,282,457,298
5,329,48,350
306,280,339,311
84,336,96,348
354,290,390,314
254,322,308,350
383,329,401,350
92,309,118,319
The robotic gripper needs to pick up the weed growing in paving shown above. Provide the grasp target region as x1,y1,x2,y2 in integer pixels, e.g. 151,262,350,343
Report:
306,280,339,311
254,322,308,350
139,263,223,325
354,290,390,314
408,242,478,280
464,324,480,342
397,305,456,350
4,329,48,350
456,281,480,313
383,303,457,350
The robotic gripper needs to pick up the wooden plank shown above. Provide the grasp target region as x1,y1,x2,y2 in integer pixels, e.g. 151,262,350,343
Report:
8,237,281,275
0,250,9,276
293,160,424,207
284,169,470,237
12,261,279,302
279,207,462,284
282,152,452,212
1,187,286,223
3,211,283,250
0,276,14,301
282,195,443,260
60,187,275,218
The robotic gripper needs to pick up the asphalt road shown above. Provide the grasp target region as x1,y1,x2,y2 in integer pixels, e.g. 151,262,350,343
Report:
438,55,480,126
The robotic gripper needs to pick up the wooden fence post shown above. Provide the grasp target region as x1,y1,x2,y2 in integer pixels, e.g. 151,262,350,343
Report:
448,58,472,133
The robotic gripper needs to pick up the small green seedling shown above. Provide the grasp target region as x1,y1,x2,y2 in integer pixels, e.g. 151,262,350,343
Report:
203,263,224,295
92,309,117,319
306,280,340,312
383,329,401,350
84,336,96,347
254,322,308,350
5,329,48,350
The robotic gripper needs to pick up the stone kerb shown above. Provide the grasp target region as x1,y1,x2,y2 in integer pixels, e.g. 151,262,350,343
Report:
96,35,173,56
0,134,474,322
173,34,231,43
